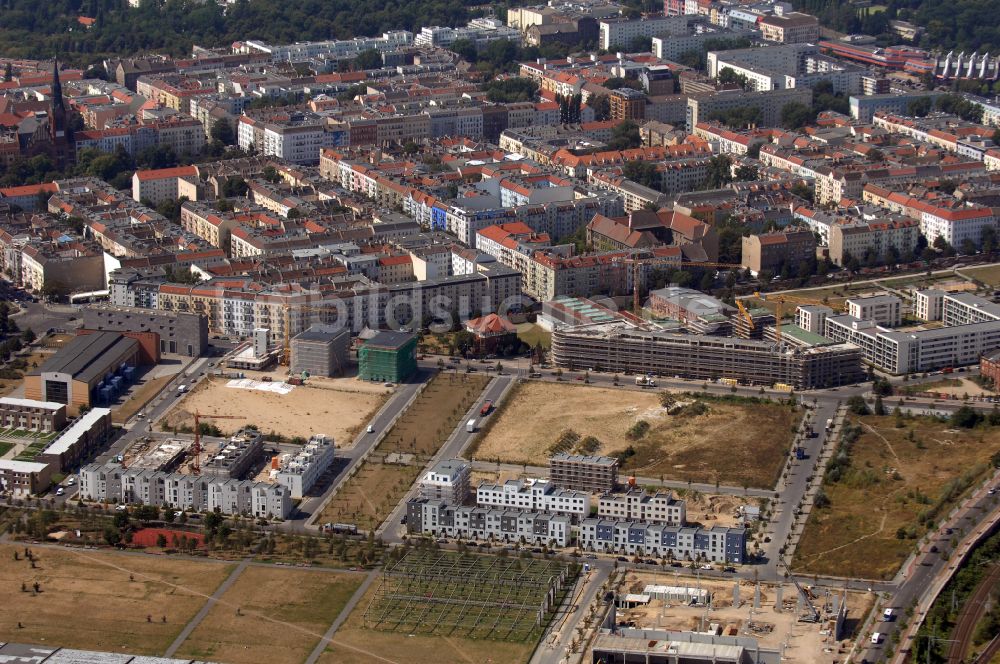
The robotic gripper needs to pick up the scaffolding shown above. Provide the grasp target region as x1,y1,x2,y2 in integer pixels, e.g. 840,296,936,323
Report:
363,550,571,641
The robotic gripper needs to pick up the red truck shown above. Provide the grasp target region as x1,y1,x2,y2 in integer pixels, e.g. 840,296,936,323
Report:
480,400,493,416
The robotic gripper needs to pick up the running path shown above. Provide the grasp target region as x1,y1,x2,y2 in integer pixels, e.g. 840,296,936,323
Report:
164,557,252,657
304,568,379,664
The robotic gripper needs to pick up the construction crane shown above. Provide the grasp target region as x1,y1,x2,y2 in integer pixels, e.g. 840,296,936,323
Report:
782,563,821,623
281,302,346,368
191,411,244,475
753,291,844,343
623,256,744,314
736,300,755,332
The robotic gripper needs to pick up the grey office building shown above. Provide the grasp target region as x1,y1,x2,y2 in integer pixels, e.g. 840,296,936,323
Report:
290,325,350,377
82,304,208,356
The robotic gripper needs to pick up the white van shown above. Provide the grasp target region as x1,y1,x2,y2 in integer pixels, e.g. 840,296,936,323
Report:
871,632,882,644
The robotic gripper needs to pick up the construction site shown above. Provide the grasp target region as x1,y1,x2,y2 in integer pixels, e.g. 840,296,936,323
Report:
603,570,874,664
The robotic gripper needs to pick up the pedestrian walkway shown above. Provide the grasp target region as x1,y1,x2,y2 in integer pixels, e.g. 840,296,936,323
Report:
303,569,379,664
164,557,252,657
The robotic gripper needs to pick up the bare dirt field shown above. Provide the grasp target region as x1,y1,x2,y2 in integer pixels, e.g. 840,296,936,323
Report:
473,383,798,488
618,571,874,663
794,414,1000,579
175,566,363,664
0,544,232,655
162,375,390,446
318,581,536,664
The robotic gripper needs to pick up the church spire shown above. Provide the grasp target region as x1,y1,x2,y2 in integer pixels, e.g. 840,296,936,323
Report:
51,59,64,112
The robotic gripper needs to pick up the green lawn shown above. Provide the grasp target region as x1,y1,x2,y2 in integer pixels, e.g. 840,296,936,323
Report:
0,442,12,457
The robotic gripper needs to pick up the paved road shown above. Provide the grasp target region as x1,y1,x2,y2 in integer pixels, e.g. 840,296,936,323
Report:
295,371,431,531
531,563,611,664
378,374,513,543
853,472,1000,664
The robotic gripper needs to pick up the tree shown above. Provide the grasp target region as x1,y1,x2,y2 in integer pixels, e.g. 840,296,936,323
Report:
622,160,660,190
703,155,733,189
874,394,886,416
950,405,982,428
590,94,610,121
780,102,815,129
846,395,870,415
156,533,168,548
353,49,382,71
607,120,641,150
906,96,933,117
734,164,758,182
210,119,235,146
449,38,477,63
482,77,538,103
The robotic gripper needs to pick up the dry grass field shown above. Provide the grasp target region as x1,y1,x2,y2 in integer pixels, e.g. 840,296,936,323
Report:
473,383,798,488
175,567,363,664
794,415,1000,579
317,372,490,530
380,372,490,456
317,461,422,531
318,582,536,664
163,375,389,446
0,545,232,654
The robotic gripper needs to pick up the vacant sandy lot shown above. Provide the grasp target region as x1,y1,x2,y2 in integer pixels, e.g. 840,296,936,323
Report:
163,375,389,447
175,566,363,664
0,545,232,655
473,383,797,487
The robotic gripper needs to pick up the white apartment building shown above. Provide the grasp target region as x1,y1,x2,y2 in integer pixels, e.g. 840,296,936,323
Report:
597,489,686,525
914,289,945,322
275,434,335,499
796,305,833,334
418,458,471,504
476,478,591,518
846,294,902,327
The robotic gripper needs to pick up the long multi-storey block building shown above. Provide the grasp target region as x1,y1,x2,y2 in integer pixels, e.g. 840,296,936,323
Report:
476,478,590,519
78,463,292,518
578,520,746,562
552,323,865,389
0,397,66,433
549,453,618,493
406,498,573,547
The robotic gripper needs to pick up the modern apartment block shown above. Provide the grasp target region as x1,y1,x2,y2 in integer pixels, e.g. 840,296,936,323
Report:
549,453,618,493
0,397,66,433
201,428,264,480
942,292,1000,326
275,434,335,499
597,489,686,525
36,407,113,472
823,301,1000,374
476,478,590,519
578,520,747,562
78,463,292,518
914,289,945,322
552,323,865,389
846,294,902,327
418,458,472,504
0,460,53,497
406,498,572,547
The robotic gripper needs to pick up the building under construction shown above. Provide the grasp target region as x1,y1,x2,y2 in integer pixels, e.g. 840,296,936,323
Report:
290,324,350,377
358,330,417,383
551,323,863,390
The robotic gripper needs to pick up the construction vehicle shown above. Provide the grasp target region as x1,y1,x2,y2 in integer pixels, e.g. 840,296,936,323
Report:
635,375,657,387
784,565,821,622
191,412,244,475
